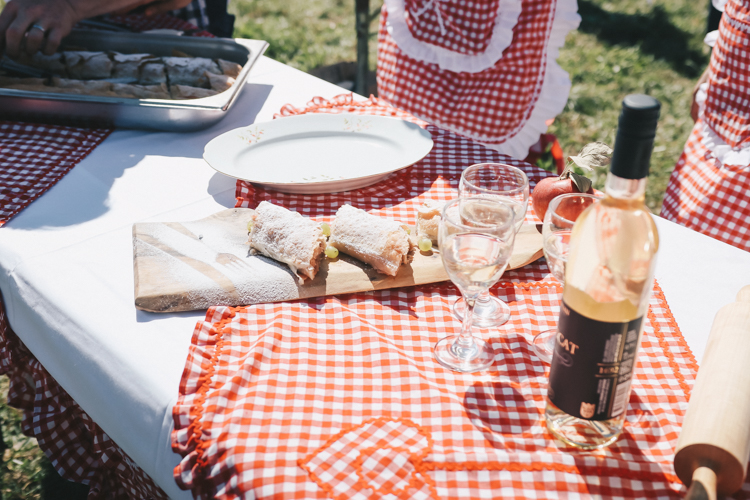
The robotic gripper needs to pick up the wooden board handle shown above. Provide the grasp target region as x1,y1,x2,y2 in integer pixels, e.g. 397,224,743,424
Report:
674,285,750,496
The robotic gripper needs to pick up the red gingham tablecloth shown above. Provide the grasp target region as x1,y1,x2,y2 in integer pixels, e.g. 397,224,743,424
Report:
0,123,110,227
0,13,215,499
170,96,723,499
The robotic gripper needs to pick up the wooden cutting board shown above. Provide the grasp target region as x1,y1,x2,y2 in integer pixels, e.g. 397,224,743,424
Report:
133,208,544,313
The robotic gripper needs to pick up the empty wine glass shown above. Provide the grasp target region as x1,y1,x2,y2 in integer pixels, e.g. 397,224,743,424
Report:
453,163,529,327
531,193,601,363
435,197,516,373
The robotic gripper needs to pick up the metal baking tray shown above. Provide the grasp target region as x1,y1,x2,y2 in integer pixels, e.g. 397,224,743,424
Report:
0,30,268,131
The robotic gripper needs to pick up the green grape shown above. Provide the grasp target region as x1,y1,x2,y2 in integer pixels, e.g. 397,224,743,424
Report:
325,246,339,259
247,220,254,232
418,237,433,252
320,222,331,237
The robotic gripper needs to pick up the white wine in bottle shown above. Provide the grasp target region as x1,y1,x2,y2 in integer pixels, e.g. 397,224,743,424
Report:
545,94,661,450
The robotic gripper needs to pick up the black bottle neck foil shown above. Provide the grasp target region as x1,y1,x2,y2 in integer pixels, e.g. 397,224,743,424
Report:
609,94,661,180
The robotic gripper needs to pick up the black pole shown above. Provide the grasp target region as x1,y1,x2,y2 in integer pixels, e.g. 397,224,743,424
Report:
355,0,370,96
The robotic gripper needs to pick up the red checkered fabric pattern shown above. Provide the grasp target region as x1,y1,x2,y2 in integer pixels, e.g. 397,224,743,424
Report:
702,0,750,149
173,97,706,498
0,14,212,499
236,94,551,224
402,0,502,54
661,122,750,251
0,295,168,499
0,122,110,227
171,274,705,498
377,0,556,150
660,0,750,252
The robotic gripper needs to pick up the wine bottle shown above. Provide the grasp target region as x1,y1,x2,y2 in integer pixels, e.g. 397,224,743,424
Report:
544,94,661,450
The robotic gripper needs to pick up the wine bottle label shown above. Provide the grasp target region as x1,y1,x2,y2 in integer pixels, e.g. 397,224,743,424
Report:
546,301,643,421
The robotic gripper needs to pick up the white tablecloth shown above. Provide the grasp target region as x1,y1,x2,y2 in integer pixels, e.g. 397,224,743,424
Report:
0,56,749,499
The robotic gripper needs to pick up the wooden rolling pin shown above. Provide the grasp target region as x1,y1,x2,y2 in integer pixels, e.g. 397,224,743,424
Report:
674,285,750,500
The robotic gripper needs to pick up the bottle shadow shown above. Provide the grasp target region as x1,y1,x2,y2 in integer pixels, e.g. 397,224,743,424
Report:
577,1,708,78
464,376,676,462
463,379,545,450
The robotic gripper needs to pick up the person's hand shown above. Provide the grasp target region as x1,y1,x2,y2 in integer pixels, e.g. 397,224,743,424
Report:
0,0,80,58
0,0,192,59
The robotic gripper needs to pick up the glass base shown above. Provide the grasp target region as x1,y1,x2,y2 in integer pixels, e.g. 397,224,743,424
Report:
433,336,496,373
545,401,623,450
453,296,510,328
532,328,556,364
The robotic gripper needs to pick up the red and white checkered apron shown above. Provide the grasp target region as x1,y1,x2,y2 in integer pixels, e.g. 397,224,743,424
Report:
381,0,522,72
660,0,750,251
170,96,725,499
376,0,580,160
0,13,214,499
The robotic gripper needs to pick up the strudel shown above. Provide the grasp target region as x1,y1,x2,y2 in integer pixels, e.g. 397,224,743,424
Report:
329,204,415,276
248,201,327,282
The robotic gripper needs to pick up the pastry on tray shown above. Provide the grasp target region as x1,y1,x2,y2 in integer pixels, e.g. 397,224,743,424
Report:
218,59,242,78
163,56,221,87
0,50,242,100
206,72,235,92
64,51,113,80
248,201,327,282
112,82,171,99
170,84,218,99
111,53,160,81
329,204,415,277
16,52,66,74
51,77,115,95
0,76,49,92
139,61,168,85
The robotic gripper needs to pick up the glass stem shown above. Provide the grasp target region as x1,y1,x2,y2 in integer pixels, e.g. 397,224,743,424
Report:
456,297,476,348
475,290,491,305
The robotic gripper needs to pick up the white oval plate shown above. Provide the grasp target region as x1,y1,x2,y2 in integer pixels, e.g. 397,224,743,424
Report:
203,113,434,194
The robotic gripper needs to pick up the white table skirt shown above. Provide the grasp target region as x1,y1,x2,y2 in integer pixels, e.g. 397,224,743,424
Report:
0,56,749,499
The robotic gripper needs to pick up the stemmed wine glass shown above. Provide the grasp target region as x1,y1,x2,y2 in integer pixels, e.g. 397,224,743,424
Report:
531,193,600,363
435,197,516,373
454,163,529,327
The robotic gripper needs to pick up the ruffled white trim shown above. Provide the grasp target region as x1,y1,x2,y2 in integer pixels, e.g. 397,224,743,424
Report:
479,0,581,159
713,0,727,13
384,0,523,73
700,120,750,166
704,30,719,47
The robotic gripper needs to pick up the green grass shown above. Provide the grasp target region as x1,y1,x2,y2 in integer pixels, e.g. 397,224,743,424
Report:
0,0,710,493
230,0,383,72
0,376,45,500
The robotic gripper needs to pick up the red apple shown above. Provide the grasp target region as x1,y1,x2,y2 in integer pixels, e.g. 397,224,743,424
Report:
532,174,594,222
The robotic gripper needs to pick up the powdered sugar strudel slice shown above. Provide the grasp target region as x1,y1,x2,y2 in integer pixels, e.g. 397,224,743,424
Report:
248,201,327,282
329,204,415,276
